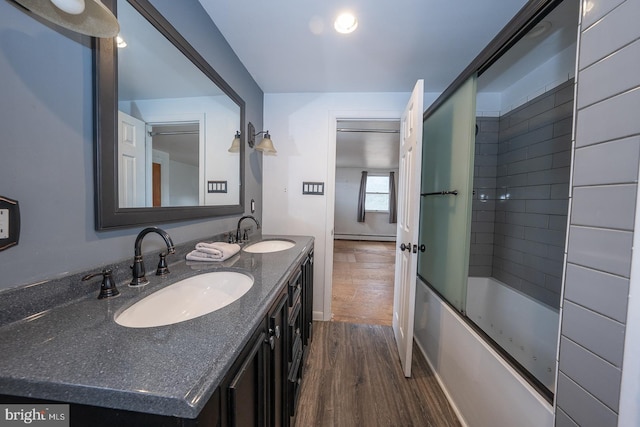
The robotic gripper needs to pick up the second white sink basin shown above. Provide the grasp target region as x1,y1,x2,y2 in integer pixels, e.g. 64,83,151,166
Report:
115,271,253,328
243,239,295,253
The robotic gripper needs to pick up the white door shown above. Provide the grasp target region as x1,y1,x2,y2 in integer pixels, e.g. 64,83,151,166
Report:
118,111,147,207
392,80,424,377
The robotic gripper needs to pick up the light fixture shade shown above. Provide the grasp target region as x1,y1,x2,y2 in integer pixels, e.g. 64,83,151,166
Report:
255,132,277,154
228,132,241,153
13,0,120,38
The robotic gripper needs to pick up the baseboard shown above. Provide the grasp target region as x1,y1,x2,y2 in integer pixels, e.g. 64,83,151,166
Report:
414,339,469,427
334,235,395,242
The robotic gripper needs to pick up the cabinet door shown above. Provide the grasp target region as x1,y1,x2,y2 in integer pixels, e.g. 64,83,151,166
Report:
301,251,314,346
227,330,267,427
267,293,289,427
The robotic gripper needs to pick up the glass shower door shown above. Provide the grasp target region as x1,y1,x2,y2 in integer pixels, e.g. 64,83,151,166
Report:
417,75,477,312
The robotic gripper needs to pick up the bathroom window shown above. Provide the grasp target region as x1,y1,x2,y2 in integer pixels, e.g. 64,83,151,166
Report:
365,175,390,212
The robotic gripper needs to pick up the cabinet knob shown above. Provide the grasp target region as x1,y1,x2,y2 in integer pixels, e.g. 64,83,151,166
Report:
265,335,275,350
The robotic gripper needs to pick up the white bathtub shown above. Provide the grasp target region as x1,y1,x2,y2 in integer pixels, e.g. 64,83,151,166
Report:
414,278,555,427
466,276,559,392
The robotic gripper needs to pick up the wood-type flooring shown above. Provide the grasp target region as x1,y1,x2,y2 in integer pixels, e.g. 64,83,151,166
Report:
294,322,461,427
331,240,396,326
294,240,460,426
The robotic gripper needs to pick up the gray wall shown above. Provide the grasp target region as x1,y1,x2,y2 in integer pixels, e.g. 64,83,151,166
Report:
470,80,573,310
469,117,499,277
555,1,640,426
493,80,573,309
0,0,263,290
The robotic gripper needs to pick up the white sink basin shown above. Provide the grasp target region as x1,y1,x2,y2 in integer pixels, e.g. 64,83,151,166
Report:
243,239,295,253
115,271,253,328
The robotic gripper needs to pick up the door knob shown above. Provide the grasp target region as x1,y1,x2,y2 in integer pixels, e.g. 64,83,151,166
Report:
400,242,411,252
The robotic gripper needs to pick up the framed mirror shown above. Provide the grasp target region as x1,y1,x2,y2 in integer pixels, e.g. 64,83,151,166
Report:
94,0,245,230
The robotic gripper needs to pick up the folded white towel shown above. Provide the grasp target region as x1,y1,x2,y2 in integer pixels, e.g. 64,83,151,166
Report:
186,242,240,262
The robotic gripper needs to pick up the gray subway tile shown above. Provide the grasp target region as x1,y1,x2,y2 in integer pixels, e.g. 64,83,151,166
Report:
550,183,570,200
561,301,625,367
555,408,579,427
526,199,569,215
519,279,560,307
571,185,637,230
544,274,563,293
496,173,528,188
495,199,526,213
528,166,571,185
527,136,572,158
524,226,566,247
552,150,572,168
579,0,640,69
495,222,524,239
508,124,555,151
576,88,640,148
553,116,574,138
507,185,551,200
508,155,553,176
505,212,549,228
509,95,556,128
581,0,625,29
559,337,621,411
549,214,568,231
567,226,632,277
556,373,617,427
528,101,574,132
578,38,640,109
503,236,549,258
564,263,629,323
555,80,576,107
572,136,640,186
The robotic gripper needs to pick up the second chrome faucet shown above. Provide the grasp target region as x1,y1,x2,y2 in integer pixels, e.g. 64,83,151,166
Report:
130,227,175,286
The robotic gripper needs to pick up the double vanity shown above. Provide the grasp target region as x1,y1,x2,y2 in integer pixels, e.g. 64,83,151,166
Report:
0,234,314,426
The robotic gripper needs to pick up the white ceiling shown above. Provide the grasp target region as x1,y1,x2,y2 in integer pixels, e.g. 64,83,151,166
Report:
198,0,530,93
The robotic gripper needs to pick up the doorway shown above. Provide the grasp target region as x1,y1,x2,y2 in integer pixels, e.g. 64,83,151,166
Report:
331,119,400,326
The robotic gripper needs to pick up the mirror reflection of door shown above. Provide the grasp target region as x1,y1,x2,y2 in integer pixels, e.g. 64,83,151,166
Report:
118,111,146,208
148,122,200,207
152,162,162,207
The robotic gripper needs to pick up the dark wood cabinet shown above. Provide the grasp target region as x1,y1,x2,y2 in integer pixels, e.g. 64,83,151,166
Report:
267,293,289,427
1,245,314,427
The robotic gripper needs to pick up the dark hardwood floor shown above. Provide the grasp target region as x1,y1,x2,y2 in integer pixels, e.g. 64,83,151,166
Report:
294,322,461,427
331,240,396,326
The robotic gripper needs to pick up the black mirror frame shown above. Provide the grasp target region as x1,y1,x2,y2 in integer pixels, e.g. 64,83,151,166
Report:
93,0,245,230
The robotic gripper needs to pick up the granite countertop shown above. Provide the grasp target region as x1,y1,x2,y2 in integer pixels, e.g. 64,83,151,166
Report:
0,235,314,419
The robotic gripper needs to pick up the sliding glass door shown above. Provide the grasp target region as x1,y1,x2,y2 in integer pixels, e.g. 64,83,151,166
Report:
417,75,477,312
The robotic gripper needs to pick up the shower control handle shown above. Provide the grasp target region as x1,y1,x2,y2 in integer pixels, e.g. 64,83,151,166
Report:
400,242,411,252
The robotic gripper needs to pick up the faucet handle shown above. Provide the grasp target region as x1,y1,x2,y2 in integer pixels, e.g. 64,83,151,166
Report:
156,253,170,276
82,269,120,299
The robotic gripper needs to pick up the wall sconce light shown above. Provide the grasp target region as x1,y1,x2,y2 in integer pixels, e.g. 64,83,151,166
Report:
13,0,120,38
228,131,241,153
248,122,277,154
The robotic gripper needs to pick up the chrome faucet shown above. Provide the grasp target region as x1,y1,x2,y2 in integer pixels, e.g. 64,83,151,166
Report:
130,227,175,286
235,215,261,242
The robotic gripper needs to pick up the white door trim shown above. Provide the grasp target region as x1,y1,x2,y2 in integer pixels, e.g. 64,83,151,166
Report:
324,109,403,321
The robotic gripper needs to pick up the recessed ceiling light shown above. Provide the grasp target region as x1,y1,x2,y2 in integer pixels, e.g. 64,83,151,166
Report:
116,35,127,48
334,12,358,34
528,21,552,38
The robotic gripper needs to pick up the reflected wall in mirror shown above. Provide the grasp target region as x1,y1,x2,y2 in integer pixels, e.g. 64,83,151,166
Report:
95,0,245,229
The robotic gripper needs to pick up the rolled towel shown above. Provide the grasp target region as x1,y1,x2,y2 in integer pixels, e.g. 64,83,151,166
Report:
186,242,241,262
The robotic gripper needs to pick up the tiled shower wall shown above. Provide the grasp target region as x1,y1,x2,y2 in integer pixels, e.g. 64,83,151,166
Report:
556,1,640,426
469,117,499,277
470,80,573,309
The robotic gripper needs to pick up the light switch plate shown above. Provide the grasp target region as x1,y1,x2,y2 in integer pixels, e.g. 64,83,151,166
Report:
0,196,20,251
0,209,8,239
